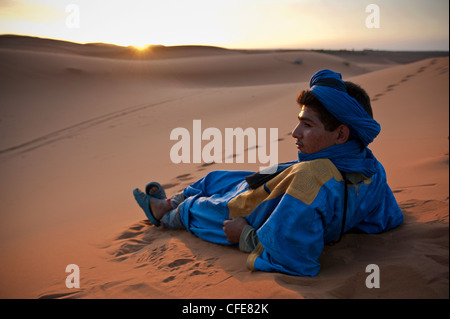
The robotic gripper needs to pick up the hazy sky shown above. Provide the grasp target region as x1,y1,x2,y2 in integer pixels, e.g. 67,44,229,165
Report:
0,0,448,50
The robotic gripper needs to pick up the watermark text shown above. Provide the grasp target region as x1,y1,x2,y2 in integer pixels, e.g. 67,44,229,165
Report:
65,264,80,289
170,120,279,174
365,4,380,28
365,264,380,288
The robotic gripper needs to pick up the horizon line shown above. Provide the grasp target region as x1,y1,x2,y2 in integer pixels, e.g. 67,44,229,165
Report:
1,33,449,54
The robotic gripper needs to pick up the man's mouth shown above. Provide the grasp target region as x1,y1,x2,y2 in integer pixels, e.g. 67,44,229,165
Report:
296,141,303,151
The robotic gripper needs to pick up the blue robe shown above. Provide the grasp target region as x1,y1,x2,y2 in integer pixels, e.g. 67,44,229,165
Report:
178,147,403,276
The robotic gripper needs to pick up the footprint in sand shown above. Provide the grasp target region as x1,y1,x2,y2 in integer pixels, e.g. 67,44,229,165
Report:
159,174,196,193
176,173,193,181
190,270,207,276
416,66,427,74
197,162,216,172
162,276,176,283
384,84,398,92
161,182,180,190
114,223,145,240
372,93,384,101
168,258,194,268
245,145,259,151
201,162,216,167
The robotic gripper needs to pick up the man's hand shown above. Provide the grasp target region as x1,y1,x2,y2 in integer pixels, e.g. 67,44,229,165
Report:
223,217,249,243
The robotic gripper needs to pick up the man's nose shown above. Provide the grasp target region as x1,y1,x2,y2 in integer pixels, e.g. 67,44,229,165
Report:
292,123,302,139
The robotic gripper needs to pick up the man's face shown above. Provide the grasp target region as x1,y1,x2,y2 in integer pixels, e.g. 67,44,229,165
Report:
292,105,340,154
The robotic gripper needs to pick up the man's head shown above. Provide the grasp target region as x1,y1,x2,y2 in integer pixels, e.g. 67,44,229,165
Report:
292,80,374,154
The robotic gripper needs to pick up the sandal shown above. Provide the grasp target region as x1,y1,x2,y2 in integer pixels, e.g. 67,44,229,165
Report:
133,188,161,227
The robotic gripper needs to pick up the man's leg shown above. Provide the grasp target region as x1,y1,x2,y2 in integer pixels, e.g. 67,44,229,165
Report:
169,191,186,209
161,207,185,230
161,191,186,230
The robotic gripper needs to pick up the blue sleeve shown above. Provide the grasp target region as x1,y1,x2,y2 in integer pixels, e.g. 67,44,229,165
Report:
250,193,327,277
355,185,404,233
352,162,404,233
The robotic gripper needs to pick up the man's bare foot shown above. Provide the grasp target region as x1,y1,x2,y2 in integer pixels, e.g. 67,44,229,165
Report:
133,188,171,226
148,195,172,221
148,185,158,194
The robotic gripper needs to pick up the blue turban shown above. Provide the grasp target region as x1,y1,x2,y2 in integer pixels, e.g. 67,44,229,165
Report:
309,69,381,147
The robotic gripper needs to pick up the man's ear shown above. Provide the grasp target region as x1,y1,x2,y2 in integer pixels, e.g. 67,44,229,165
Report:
336,125,350,144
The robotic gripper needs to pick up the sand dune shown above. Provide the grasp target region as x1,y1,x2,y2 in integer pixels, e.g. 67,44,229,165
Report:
0,36,448,299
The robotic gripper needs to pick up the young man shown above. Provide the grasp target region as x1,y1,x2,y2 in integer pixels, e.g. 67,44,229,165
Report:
133,69,404,276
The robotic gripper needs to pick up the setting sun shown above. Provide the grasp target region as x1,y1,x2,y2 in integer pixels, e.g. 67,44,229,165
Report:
131,44,150,51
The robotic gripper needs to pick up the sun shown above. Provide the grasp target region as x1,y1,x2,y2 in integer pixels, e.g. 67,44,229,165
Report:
131,44,150,51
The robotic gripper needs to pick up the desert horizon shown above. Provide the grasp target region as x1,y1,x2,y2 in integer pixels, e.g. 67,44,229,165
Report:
2,33,449,58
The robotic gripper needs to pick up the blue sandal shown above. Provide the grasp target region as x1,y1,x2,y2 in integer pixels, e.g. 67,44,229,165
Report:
145,182,166,200
133,188,161,227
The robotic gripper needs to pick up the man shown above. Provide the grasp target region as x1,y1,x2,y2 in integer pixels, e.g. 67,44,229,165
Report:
133,69,404,276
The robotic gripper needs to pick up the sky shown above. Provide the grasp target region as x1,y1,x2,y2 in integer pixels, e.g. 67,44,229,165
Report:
0,0,448,50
